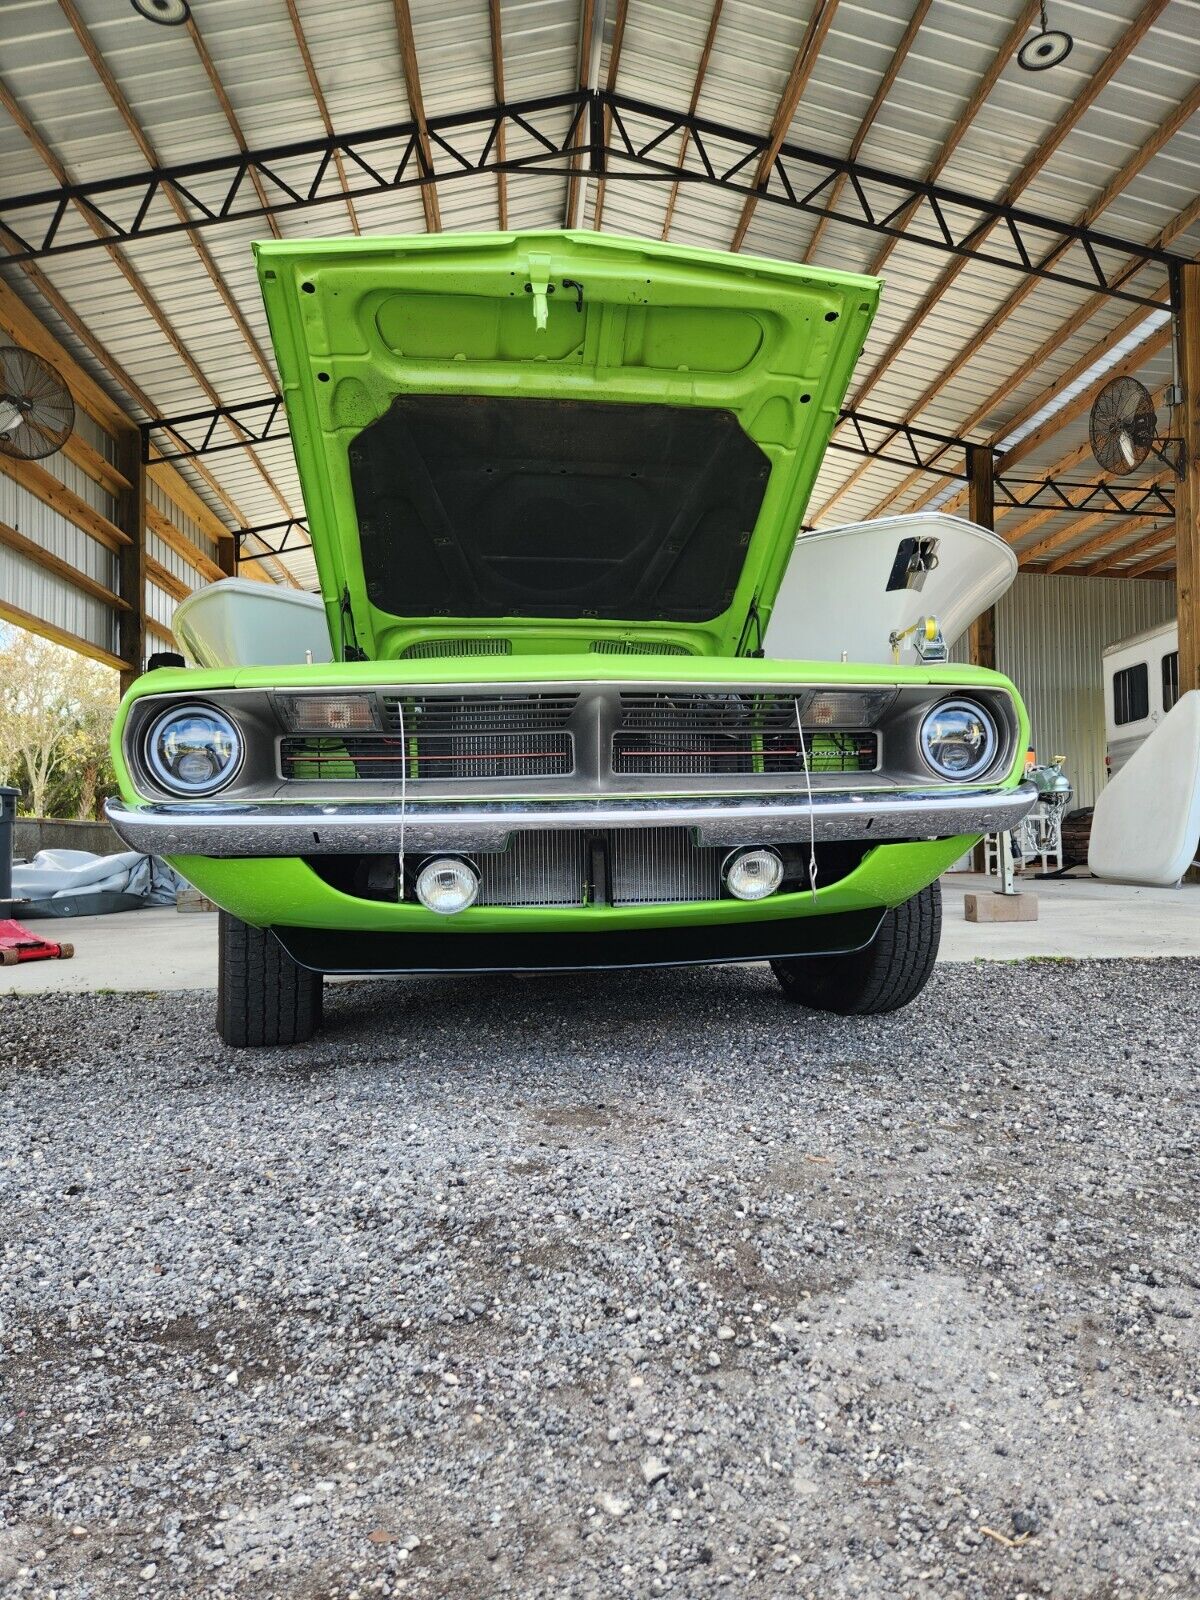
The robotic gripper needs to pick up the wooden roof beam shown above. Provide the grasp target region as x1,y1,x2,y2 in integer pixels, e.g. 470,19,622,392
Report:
391,0,441,232
564,0,598,230
590,0,631,232
56,0,280,391
728,0,841,252
185,11,283,241
1080,517,1177,576
661,0,726,241
819,0,1177,521
1124,541,1176,578
488,0,508,230
862,0,1041,280
870,188,1199,522
800,0,933,265
284,0,360,234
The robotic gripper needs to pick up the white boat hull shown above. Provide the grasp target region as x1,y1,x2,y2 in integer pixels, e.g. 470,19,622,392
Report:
764,513,1017,666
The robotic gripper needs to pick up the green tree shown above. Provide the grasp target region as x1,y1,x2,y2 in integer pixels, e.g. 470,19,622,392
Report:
0,626,119,818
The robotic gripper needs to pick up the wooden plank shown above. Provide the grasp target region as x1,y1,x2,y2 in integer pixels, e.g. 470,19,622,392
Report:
0,596,128,672
62,432,130,497
1176,262,1200,697
862,0,1041,280
146,615,177,647
184,12,282,243
145,554,192,604
0,517,127,610
145,502,224,583
0,452,129,552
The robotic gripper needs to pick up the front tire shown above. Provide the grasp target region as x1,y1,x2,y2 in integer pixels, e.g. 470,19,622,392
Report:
771,881,941,1016
217,911,322,1047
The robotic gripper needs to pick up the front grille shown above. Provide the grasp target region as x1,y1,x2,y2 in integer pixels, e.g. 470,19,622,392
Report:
282,692,578,782
280,732,573,782
380,694,577,734
613,692,878,776
476,827,723,906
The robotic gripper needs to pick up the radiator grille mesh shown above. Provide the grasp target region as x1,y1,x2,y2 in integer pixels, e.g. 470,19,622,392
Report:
613,692,878,776
590,639,692,656
401,638,512,658
477,831,588,906
283,693,578,782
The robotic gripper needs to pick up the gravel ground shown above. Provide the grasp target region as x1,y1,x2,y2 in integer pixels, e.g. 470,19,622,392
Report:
2,959,1199,1600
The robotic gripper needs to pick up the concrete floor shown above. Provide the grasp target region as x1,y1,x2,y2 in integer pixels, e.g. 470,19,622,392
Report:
3,871,1198,994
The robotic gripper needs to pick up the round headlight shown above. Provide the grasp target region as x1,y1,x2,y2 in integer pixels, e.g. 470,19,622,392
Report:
919,699,998,780
145,703,243,796
414,857,480,915
723,846,785,902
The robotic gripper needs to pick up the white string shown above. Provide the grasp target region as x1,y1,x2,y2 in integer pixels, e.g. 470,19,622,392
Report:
795,696,819,903
397,696,408,900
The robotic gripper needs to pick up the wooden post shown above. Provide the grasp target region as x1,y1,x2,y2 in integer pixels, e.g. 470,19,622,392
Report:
1175,263,1200,699
966,441,997,874
217,535,237,577
116,426,147,692
966,442,997,669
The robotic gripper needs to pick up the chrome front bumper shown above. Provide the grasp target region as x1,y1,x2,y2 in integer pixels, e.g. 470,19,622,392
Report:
106,783,1037,857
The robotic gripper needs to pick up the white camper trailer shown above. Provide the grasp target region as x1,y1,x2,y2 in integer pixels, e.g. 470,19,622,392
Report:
1102,619,1180,778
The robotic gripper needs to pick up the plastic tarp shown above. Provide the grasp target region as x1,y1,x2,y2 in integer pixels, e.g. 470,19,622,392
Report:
10,849,183,917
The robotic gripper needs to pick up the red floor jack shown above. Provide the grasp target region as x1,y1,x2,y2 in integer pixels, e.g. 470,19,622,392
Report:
0,919,74,966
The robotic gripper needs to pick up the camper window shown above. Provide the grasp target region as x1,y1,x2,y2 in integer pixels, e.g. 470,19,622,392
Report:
1113,662,1149,725
1162,651,1180,716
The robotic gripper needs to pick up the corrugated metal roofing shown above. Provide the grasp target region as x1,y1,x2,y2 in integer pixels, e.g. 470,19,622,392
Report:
0,0,1196,607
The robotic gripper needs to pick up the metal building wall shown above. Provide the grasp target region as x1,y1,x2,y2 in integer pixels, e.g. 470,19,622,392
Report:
0,462,122,660
953,573,1177,810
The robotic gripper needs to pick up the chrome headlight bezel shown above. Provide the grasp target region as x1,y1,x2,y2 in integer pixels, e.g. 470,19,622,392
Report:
918,697,999,782
143,702,245,797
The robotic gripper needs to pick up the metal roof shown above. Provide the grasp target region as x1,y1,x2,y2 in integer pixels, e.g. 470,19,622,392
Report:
1,0,1197,601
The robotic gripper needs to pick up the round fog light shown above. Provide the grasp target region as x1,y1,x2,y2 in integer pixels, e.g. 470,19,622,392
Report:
723,847,784,902
414,856,479,915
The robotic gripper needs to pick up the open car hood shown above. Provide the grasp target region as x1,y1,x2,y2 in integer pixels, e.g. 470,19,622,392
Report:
256,231,879,659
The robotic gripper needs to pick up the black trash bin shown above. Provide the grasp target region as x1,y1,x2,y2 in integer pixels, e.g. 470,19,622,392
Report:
0,786,17,910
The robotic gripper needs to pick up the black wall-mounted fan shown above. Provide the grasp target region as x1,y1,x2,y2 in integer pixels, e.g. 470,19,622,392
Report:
0,345,75,462
1089,375,1183,478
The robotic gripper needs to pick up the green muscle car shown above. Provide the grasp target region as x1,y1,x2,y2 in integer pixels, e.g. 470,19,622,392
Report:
107,230,1034,1046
